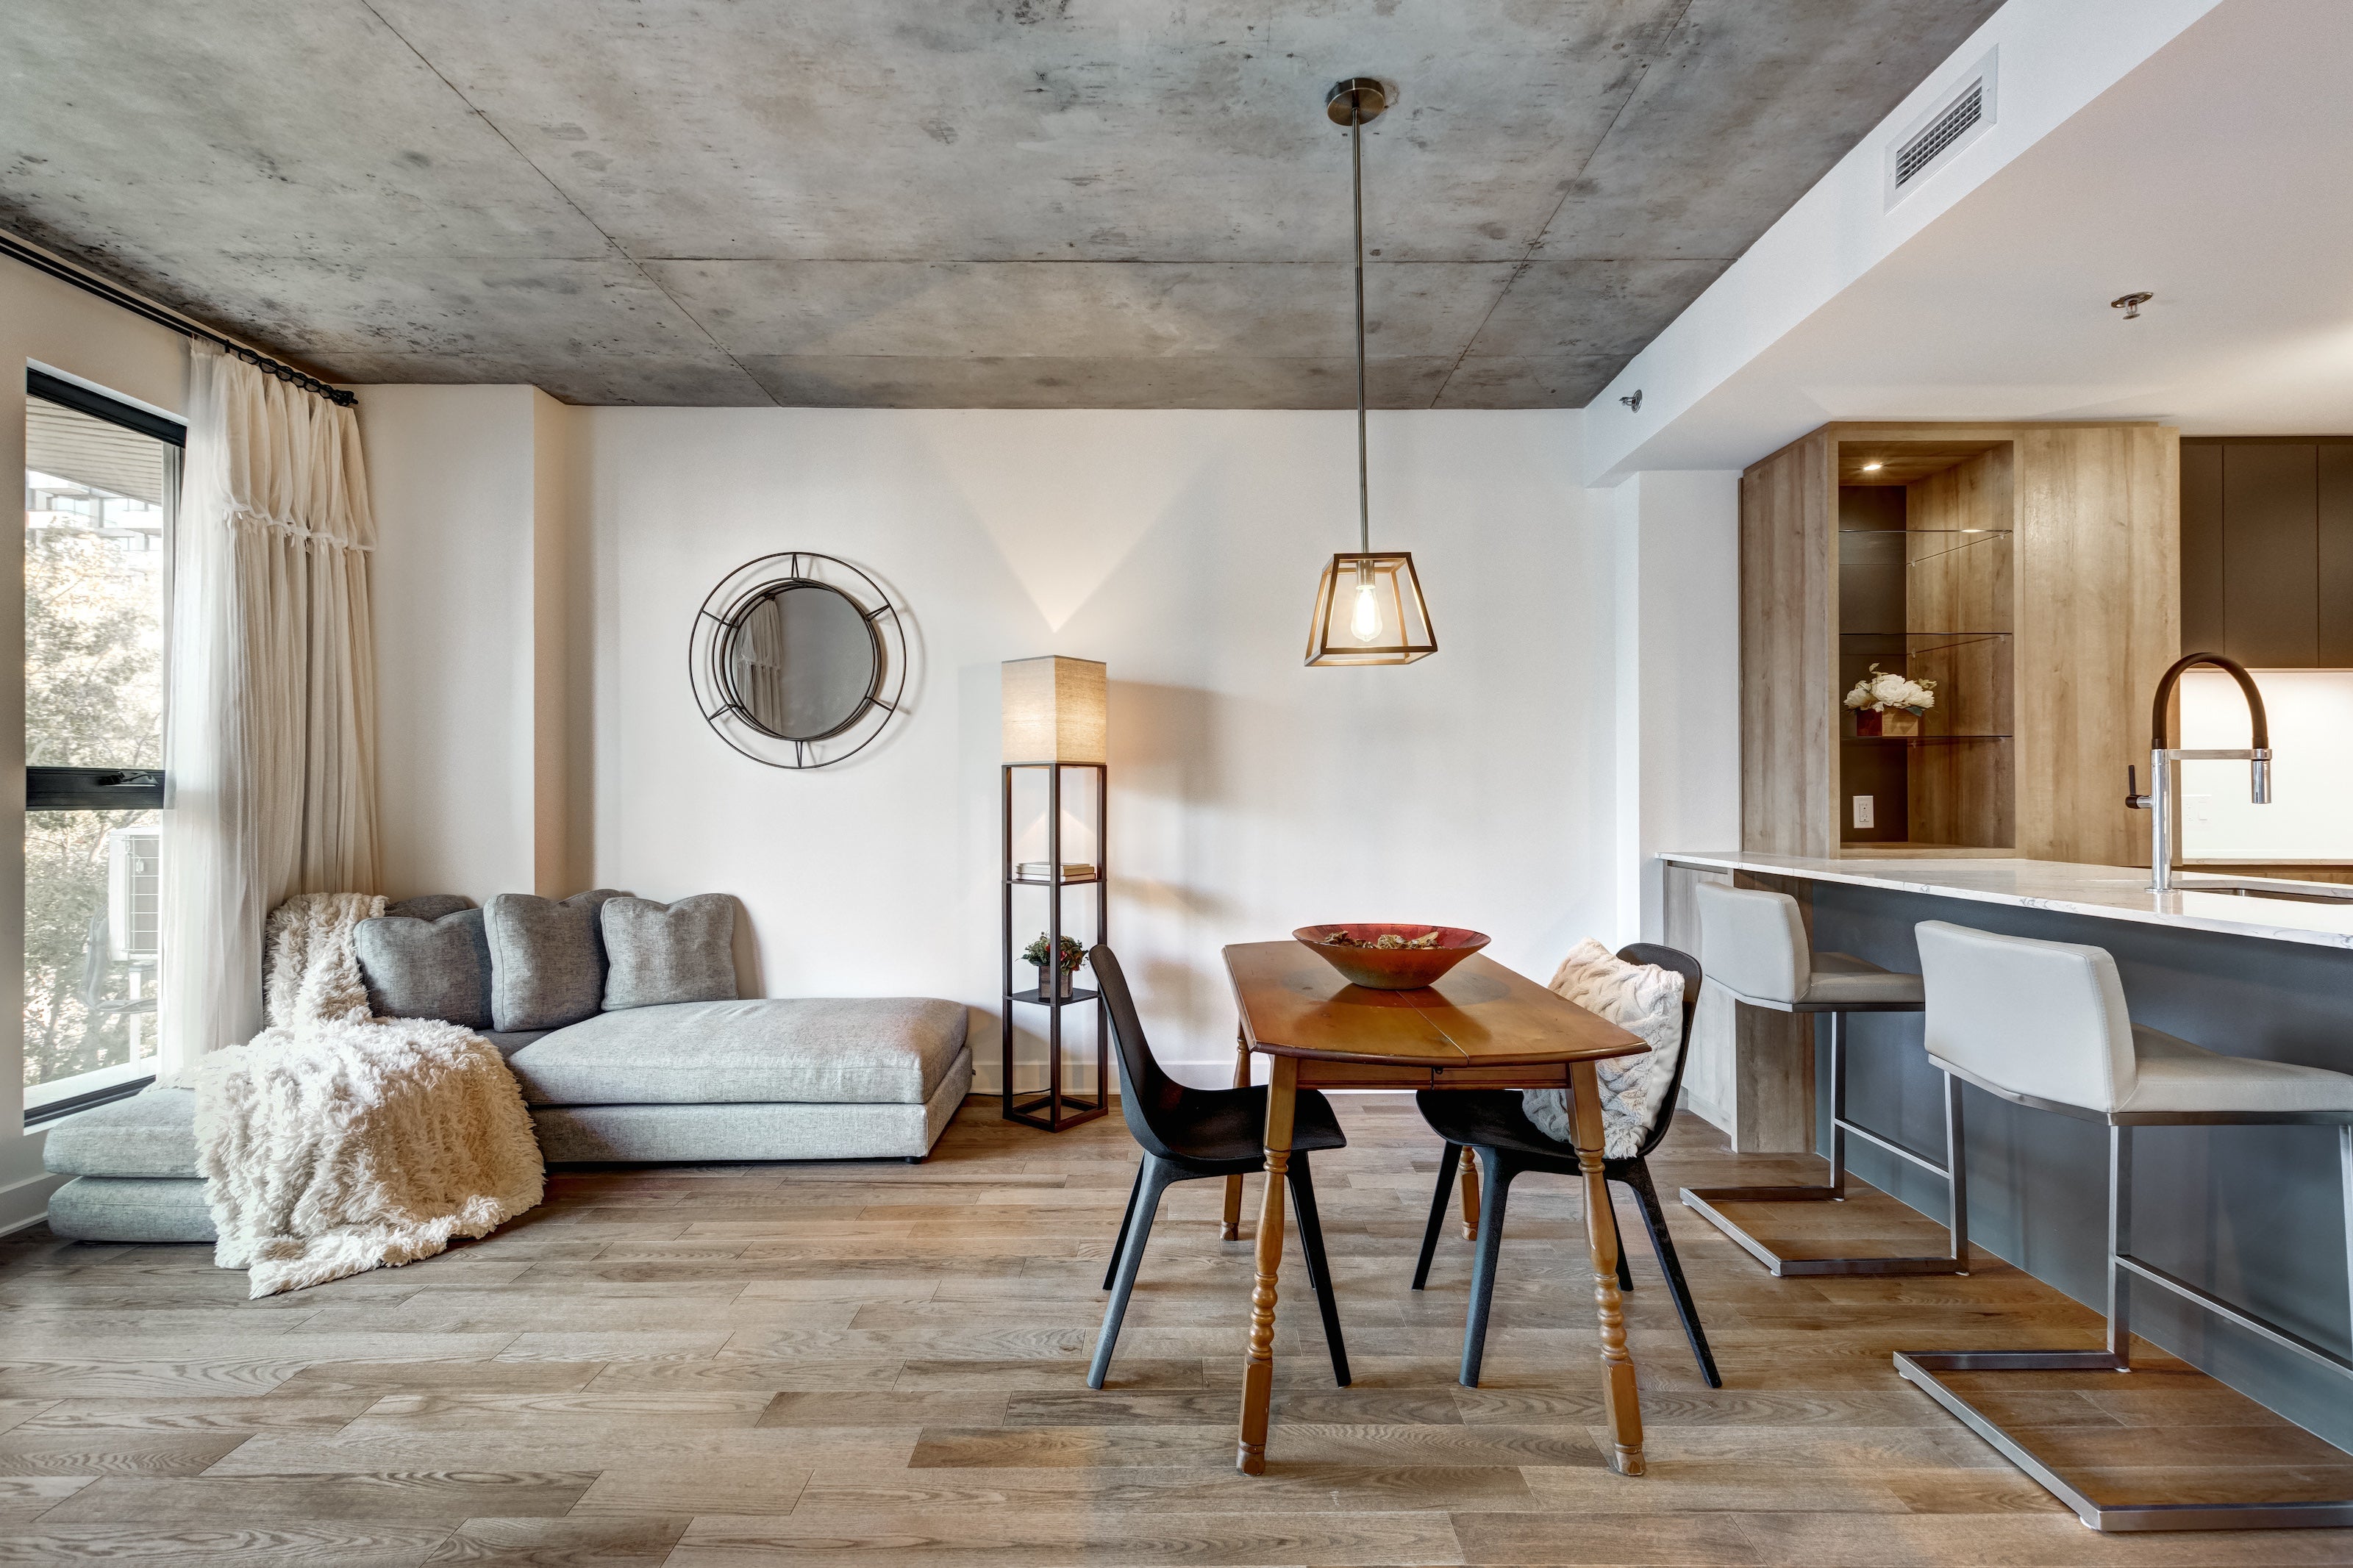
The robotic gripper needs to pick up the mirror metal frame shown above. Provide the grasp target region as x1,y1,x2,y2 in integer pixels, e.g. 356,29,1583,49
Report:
690,551,909,769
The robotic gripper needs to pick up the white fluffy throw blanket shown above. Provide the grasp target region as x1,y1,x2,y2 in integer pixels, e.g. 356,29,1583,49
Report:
194,892,544,1297
1523,939,1687,1159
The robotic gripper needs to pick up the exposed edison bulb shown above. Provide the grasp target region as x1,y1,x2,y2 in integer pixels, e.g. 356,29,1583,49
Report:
1349,577,1383,643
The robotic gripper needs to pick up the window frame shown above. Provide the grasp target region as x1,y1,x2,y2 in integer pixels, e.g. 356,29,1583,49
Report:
21,368,183,1123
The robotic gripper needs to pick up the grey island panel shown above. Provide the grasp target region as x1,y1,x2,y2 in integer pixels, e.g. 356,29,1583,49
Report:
1693,864,2353,1451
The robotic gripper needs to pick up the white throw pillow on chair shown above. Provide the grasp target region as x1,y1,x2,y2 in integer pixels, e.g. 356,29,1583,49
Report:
1521,939,1685,1159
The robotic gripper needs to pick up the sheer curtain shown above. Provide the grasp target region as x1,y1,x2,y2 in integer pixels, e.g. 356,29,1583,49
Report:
160,342,379,1079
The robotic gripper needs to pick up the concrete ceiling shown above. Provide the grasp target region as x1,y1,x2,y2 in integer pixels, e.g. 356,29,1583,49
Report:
1,1,2004,409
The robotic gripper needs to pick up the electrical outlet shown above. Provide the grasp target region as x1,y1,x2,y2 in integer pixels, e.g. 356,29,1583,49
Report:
1852,795,1876,829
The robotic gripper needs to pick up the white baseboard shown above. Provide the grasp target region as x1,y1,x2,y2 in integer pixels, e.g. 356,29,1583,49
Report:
0,1170,67,1237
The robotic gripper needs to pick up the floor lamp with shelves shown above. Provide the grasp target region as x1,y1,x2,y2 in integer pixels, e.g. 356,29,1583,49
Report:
1000,656,1110,1133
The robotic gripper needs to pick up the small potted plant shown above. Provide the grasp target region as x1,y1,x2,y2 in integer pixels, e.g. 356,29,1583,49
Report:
1022,932,1086,998
1843,663,1937,737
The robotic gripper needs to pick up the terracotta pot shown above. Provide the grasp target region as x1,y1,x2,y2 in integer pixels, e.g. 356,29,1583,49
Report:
1854,707,1882,737
1293,924,1490,990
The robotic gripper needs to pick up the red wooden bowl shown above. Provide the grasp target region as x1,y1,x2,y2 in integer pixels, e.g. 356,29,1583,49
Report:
1293,924,1490,990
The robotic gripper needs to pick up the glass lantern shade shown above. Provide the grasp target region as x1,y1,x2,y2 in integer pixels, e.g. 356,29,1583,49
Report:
1304,551,1436,666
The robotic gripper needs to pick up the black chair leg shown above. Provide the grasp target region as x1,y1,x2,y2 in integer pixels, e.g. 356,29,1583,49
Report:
1459,1145,1517,1388
1285,1153,1352,1388
1103,1159,1145,1292
1411,1143,1460,1290
1612,1203,1634,1294
1621,1158,1721,1389
1089,1155,1176,1389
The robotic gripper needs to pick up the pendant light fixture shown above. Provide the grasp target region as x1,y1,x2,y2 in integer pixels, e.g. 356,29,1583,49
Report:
1305,75,1436,667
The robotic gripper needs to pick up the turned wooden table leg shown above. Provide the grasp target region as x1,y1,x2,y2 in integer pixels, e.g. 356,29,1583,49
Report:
1569,1058,1644,1476
1458,1154,1482,1240
1236,1053,1296,1475
1222,1028,1252,1240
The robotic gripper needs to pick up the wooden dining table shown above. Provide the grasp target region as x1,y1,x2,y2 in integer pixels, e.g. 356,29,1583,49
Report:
1220,940,1652,1477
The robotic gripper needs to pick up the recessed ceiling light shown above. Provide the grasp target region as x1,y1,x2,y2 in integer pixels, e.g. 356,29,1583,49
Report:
1861,461,1884,472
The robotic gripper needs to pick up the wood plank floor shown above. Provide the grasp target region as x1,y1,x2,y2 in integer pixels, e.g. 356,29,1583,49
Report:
3,1094,2350,1565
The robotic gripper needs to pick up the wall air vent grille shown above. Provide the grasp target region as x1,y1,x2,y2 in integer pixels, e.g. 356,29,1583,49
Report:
1896,82,1981,187
1884,50,1997,209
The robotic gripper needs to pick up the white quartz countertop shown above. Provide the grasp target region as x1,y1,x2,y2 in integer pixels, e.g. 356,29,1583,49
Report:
1658,852,2353,952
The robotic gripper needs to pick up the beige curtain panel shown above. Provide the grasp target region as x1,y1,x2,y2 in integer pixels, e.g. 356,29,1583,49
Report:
161,342,379,1078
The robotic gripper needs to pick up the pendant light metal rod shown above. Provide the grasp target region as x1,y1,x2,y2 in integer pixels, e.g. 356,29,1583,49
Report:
1351,106,1368,556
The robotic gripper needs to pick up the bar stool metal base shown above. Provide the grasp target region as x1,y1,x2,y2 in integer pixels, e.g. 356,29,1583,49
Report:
1677,1187,1966,1278
1893,1350,2353,1532
1680,1012,1971,1278
1896,1111,2353,1533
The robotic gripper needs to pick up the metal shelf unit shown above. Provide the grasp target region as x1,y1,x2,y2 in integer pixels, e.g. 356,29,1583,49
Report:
1000,761,1109,1132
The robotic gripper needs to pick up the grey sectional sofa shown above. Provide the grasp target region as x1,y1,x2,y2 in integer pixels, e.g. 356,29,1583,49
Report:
42,890,971,1243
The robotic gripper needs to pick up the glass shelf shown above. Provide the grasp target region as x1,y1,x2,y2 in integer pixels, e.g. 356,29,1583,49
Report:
1843,734,2012,745
1836,526,2012,535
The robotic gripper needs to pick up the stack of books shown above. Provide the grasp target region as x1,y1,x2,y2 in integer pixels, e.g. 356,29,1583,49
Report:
1014,862,1098,882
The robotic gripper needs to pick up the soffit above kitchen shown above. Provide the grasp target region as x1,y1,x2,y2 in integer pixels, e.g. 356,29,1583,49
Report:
1596,0,2353,476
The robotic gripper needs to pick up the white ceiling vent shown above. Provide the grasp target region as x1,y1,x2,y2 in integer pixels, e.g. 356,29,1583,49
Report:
1885,49,1996,207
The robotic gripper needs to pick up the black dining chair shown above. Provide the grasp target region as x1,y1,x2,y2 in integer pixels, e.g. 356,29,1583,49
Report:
1409,942,1721,1389
1087,943,1352,1391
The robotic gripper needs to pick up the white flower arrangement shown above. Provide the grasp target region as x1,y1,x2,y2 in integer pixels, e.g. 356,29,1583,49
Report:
1842,663,1937,715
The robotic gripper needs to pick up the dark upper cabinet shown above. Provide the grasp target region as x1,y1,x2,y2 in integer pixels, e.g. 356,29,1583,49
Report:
2181,438,2353,667
2182,443,2224,653
2321,446,2353,666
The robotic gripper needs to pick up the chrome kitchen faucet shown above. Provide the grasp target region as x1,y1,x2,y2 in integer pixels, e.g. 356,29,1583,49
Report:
2127,651,2271,894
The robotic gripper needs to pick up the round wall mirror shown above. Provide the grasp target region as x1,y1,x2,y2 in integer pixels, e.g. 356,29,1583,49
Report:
690,552,909,768
726,582,879,741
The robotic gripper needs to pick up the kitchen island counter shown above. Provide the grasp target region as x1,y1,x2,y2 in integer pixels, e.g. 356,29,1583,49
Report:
1660,851,2353,950
1657,850,2353,1450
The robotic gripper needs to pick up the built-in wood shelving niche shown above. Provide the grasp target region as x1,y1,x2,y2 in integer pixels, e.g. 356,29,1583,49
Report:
1837,443,2015,850
1740,420,2179,867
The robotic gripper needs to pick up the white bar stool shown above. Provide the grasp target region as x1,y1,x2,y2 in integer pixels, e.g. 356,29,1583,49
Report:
1899,920,2353,1533
1680,881,1970,1276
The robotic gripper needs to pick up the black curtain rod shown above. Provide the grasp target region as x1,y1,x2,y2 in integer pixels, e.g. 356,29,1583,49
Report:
0,232,357,407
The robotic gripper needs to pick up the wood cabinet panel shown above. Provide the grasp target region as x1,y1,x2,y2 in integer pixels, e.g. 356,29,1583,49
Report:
1907,531,2013,636
2220,443,2318,667
2012,423,2178,867
1909,738,2014,849
1741,431,1835,856
1907,634,2010,737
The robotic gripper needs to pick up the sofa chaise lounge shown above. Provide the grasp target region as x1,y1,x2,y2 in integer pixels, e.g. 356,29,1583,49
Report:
43,890,971,1243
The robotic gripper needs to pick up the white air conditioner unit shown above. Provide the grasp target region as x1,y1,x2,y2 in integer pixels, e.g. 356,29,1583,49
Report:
1885,49,1997,209
107,828,160,962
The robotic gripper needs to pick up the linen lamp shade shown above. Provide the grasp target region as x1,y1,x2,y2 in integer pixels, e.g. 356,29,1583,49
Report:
1002,656,1107,764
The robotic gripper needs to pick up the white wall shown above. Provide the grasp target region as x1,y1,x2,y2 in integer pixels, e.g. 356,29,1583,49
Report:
361,403,1614,1084
583,408,1612,1084
1608,471,1742,939
0,252,188,1231
363,384,589,904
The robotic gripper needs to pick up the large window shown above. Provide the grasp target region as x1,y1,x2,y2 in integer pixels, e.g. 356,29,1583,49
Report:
22,372,175,1117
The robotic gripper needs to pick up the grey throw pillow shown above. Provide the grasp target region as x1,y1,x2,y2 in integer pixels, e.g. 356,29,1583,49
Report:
387,893,473,923
601,895,738,1010
354,909,493,1028
485,889,624,1032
